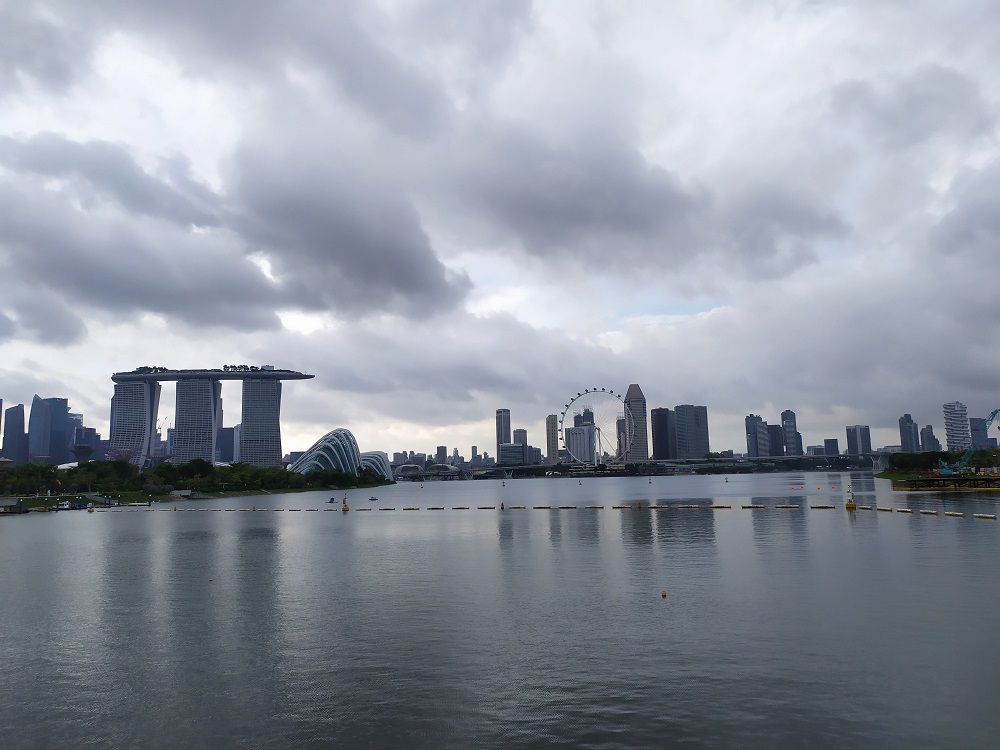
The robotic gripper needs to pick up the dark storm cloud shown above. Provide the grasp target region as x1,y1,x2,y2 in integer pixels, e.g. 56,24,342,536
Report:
227,139,471,320
0,4,93,94
831,64,993,148
0,133,219,227
0,179,282,332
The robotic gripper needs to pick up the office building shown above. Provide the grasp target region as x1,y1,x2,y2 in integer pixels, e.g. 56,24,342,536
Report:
920,425,941,452
767,424,785,457
745,414,769,457
899,414,921,453
824,438,840,456
781,410,803,456
513,428,527,446
845,425,872,455
970,417,989,450
28,395,71,465
942,401,970,452
565,425,595,464
675,405,710,459
216,426,236,462
436,445,448,464
545,414,559,464
624,384,648,462
495,409,511,457
2,403,28,465
498,442,526,466
650,407,676,460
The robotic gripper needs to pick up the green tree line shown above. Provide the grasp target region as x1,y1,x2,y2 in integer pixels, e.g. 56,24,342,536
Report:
0,459,390,497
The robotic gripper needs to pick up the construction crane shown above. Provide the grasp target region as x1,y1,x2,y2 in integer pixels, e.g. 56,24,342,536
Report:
937,408,1000,475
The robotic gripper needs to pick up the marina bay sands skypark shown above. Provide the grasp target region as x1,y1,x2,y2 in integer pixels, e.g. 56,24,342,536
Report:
109,365,314,467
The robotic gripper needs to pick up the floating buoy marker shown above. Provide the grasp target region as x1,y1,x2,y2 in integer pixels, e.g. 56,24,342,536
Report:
661,590,667,599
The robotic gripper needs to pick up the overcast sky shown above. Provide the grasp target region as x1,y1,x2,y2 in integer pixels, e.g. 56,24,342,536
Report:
1,0,998,459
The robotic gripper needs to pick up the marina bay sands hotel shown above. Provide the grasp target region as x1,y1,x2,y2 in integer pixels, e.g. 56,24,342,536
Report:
110,366,313,467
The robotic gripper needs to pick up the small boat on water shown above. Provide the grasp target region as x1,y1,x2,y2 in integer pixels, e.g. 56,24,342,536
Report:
369,496,378,502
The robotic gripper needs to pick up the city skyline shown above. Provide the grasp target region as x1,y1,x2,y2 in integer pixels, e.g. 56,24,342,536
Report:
0,4,998,461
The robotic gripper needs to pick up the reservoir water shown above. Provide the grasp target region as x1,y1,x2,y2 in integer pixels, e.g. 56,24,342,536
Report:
2,472,998,749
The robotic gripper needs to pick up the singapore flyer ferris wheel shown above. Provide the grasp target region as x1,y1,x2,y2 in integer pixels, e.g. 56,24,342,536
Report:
559,388,634,465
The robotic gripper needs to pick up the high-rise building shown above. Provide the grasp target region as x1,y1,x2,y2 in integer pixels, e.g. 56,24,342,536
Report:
920,425,942,452
2,403,28,465
495,409,511,457
172,379,222,463
942,401,971,452
899,414,921,453
624,384,648,462
745,414,769,457
545,414,559,464
436,445,447,464
513,428,527,446
498,442,526,466
650,407,676,460
565,425,595,464
845,425,872,455
970,418,989,450
824,438,840,456
109,381,162,465
781,410,803,456
767,424,785,457
239,374,284,467
216,426,236,463
28,395,71,465
675,405,710,459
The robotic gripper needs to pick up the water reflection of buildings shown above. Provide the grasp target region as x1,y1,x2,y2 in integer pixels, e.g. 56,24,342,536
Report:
652,499,716,548
620,505,654,547
750,496,809,555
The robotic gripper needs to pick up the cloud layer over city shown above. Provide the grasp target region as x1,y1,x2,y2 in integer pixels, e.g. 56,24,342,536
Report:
1,1,998,456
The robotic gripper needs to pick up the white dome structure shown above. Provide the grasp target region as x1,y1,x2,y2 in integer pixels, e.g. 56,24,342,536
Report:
288,429,393,481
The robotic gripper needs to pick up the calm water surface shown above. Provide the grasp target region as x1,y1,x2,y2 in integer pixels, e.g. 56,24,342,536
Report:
1,472,998,749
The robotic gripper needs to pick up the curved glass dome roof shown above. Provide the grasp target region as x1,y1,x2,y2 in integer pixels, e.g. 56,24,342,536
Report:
288,429,393,481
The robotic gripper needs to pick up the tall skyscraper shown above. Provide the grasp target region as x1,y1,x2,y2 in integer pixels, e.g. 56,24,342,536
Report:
27,395,70,464
239,375,283,466
675,405,710,459
745,414,769,457
436,445,447,464
650,407,676,460
624,384,648,462
969,417,989,450
942,402,970,451
898,414,921,453
565,425,595,464
513,428,527,446
172,379,222,463
824,438,840,456
2,403,28,465
845,425,872,455
920,425,941,452
767,424,785,457
110,381,162,464
781,410,803,456
495,409,511,457
545,414,559,464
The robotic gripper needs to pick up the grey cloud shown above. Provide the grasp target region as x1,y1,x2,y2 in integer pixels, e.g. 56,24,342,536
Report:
8,292,88,345
831,64,993,148
0,180,282,332
0,5,93,94
0,309,15,341
445,121,710,265
720,186,846,278
0,133,220,227
227,140,470,320
55,0,452,139
403,0,534,67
